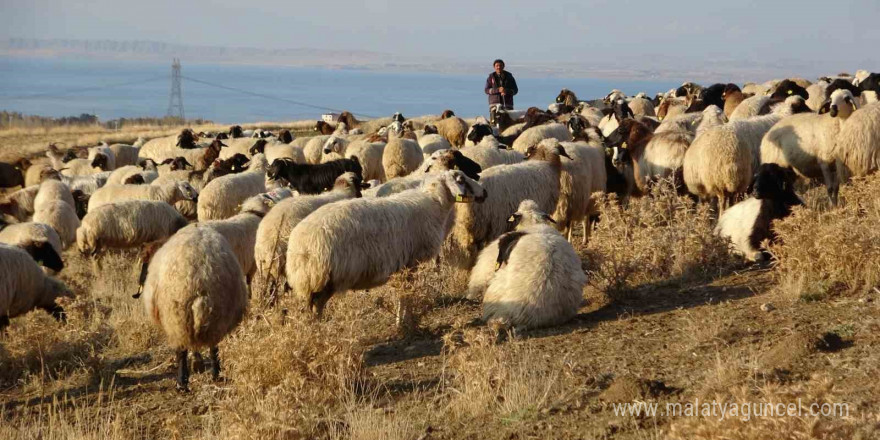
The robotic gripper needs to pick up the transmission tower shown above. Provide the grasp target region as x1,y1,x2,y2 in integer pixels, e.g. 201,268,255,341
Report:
166,58,185,120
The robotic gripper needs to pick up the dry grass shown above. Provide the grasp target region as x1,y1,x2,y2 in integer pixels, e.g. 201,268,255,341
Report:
583,179,738,299
772,174,880,301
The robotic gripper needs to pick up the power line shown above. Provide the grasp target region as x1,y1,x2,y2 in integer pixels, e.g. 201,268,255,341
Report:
0,75,167,101
180,75,378,119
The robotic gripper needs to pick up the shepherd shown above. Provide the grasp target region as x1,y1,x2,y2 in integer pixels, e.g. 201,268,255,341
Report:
485,59,519,114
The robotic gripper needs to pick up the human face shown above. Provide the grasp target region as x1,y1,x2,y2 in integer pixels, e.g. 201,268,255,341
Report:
494,62,503,74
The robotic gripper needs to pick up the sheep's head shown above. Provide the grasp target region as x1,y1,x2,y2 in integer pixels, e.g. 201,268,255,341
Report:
23,240,65,272
266,158,295,181
387,121,405,137
506,199,555,232
176,181,199,202
322,136,345,155
567,114,588,137
71,190,89,219
166,157,192,171
38,276,73,322
333,172,367,198
466,123,494,144
770,80,809,100
176,129,197,148
62,149,79,163
424,150,482,181
722,83,741,99
392,112,406,123
423,124,438,135
750,163,802,207
525,139,572,167
249,139,269,156
279,129,294,144
90,152,110,170
229,125,244,138
123,174,146,185
603,89,625,105
40,167,62,182
437,170,486,204
440,109,455,119
821,89,858,119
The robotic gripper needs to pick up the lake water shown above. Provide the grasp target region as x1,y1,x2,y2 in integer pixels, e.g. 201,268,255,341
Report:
0,57,681,124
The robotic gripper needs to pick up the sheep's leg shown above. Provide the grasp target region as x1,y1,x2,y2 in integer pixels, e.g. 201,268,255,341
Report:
0,315,9,332
566,225,573,243
210,346,221,381
176,349,190,392
192,351,206,374
582,220,590,245
309,282,335,318
41,304,66,323
820,161,839,206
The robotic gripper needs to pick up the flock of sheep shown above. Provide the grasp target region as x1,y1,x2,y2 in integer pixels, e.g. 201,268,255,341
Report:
1,69,880,391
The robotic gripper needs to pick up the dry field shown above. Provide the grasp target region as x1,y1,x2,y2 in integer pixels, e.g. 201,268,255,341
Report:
1,124,879,439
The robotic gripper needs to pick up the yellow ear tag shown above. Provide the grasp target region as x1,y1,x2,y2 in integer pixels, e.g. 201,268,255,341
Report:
495,262,501,270
508,215,515,222
455,195,473,202
787,90,793,95
622,142,628,149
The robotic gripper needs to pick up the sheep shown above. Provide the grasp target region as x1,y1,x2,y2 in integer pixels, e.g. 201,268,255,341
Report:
628,96,656,117
77,200,189,256
249,138,306,164
446,140,567,268
466,201,586,329
722,84,747,118
0,222,64,272
46,146,100,178
657,96,688,120
466,120,520,148
339,139,386,182
0,244,72,329
315,121,336,135
635,129,693,192
88,179,198,212
31,176,73,210
434,115,469,147
742,82,770,96
108,138,143,167
23,159,53,187
33,200,79,249
527,141,606,244
416,125,453,154
382,123,424,179
369,149,483,198
184,191,287,284
197,154,269,221
267,156,362,195
88,144,116,171
141,226,247,391
606,119,655,199
60,172,111,198
510,122,572,153
303,135,332,164
833,102,880,181
0,161,25,189
760,89,859,204
107,161,159,186
253,173,364,298
683,96,809,212
0,185,40,221
285,170,486,316
458,134,524,170
715,164,802,262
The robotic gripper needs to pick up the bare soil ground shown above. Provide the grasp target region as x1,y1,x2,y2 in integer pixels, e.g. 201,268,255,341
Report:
1,125,878,439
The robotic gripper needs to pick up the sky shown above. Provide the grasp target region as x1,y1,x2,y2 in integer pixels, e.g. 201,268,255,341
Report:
2,0,879,73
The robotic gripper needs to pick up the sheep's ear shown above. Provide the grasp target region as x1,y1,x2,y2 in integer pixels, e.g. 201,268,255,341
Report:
818,100,831,114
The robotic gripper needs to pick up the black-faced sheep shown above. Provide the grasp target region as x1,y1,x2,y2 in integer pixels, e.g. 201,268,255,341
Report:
715,164,802,262
0,244,72,330
267,156,362,195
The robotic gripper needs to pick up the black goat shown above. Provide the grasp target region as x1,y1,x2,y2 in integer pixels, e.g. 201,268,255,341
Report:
267,157,363,194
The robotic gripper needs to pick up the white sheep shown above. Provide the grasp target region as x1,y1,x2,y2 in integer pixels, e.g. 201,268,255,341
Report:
416,129,452,155
196,154,269,221
108,139,143,167
0,222,64,272
107,164,158,186
511,122,572,153
141,226,248,391
628,96,656,117
0,244,72,329
286,170,486,316
760,89,859,204
87,144,116,171
303,135,332,164
34,179,75,213
729,95,772,121
88,179,198,212
434,116,469,147
76,200,189,255
33,200,79,249
446,140,566,267
253,173,363,298
834,102,880,181
382,125,423,179
458,135,524,170
683,96,807,211
467,200,586,329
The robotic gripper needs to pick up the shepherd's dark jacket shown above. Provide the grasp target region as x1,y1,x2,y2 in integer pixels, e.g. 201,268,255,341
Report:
485,71,518,109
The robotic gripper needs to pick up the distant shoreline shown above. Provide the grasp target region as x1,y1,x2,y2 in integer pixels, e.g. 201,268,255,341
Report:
0,37,837,83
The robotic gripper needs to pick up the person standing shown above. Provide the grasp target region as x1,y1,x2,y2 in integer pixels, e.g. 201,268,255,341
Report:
485,59,518,112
